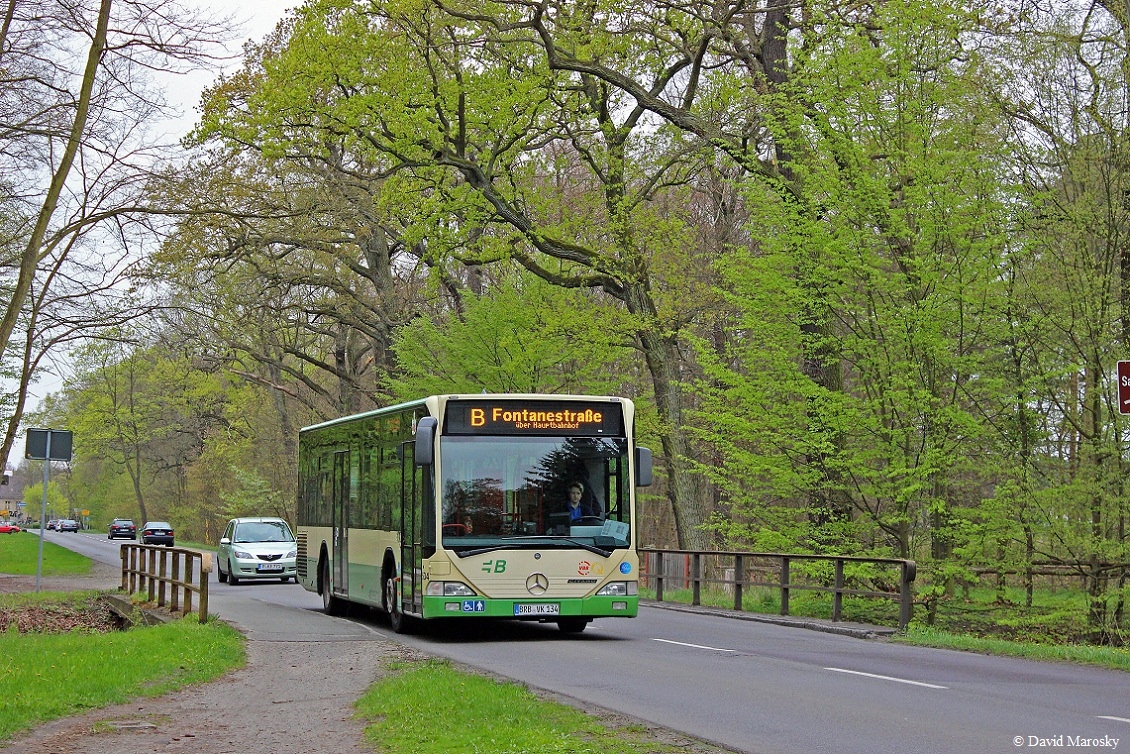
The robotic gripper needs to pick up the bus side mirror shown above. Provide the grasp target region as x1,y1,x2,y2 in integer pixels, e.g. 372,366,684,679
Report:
635,447,653,487
414,417,438,466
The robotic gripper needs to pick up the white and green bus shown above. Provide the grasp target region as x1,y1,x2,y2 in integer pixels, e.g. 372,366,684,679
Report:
297,393,652,633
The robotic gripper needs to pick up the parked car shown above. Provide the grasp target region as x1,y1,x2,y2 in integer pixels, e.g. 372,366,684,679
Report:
140,521,174,546
0,522,20,534
57,519,79,532
108,518,137,540
217,517,298,585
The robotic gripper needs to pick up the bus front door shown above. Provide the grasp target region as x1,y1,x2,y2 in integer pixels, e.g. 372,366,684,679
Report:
400,442,422,616
332,449,349,597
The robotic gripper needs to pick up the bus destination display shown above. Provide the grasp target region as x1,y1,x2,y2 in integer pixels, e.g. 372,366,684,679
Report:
444,400,624,436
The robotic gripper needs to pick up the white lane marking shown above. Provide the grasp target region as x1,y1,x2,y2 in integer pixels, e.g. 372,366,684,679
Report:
652,638,736,653
1098,716,1130,724
825,667,948,689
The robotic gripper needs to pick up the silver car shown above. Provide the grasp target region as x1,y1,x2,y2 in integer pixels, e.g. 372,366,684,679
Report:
217,517,297,585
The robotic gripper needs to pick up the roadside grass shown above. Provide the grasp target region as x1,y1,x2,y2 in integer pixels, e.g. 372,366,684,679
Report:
0,532,91,576
890,626,1130,671
0,559,245,743
640,584,1130,672
356,657,685,754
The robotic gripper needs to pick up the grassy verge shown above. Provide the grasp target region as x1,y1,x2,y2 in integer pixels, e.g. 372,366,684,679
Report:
0,532,91,576
0,543,246,743
356,657,702,754
891,626,1130,671
0,599,244,741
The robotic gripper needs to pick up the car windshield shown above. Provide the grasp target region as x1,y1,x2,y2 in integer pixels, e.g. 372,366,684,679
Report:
439,435,632,552
233,521,294,543
146,522,170,529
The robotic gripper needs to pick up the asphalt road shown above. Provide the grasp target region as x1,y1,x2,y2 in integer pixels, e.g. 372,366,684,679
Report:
40,530,1130,754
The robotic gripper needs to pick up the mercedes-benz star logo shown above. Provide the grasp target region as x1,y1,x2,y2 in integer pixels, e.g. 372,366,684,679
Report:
526,573,549,595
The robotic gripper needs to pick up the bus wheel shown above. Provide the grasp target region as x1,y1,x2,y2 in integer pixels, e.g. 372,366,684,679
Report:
384,573,408,634
557,618,589,634
321,558,345,616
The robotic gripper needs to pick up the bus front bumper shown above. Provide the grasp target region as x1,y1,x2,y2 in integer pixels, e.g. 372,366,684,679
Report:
422,595,638,620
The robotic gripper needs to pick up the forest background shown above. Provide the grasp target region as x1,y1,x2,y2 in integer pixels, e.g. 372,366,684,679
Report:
3,0,1130,644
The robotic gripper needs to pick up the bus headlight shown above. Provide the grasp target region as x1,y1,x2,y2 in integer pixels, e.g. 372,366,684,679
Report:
426,581,476,597
596,582,637,597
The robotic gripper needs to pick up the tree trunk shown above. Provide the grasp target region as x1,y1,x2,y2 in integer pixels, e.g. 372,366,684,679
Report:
0,0,111,365
631,289,712,549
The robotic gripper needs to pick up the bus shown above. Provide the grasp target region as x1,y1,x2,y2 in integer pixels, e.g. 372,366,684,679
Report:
296,393,652,633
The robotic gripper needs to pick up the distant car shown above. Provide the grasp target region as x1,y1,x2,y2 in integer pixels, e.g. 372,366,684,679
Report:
217,517,298,585
108,518,137,540
0,522,20,534
57,519,79,533
46,520,58,530
140,521,174,546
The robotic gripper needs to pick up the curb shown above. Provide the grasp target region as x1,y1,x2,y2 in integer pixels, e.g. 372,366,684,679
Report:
641,599,898,640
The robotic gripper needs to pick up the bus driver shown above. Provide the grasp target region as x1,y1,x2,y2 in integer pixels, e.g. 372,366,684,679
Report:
565,481,601,521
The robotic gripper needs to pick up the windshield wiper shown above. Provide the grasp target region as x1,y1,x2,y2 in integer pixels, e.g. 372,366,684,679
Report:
454,544,524,558
452,538,612,559
559,538,612,558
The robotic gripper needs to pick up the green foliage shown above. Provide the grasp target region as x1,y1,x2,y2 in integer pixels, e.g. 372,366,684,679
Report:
385,275,637,399
694,0,1020,560
219,467,292,521
356,658,679,754
47,329,284,542
20,481,66,517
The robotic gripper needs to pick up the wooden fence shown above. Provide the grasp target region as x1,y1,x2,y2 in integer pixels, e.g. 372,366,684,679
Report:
119,544,212,623
639,549,917,631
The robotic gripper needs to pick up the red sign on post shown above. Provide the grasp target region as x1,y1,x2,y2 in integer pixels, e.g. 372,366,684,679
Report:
1119,361,1130,414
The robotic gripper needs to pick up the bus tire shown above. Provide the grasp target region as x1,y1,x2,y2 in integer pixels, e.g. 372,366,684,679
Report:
557,618,589,634
384,572,409,633
321,557,345,616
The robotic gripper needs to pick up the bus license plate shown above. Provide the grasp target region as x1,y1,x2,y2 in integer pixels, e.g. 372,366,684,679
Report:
514,603,559,616
257,564,283,572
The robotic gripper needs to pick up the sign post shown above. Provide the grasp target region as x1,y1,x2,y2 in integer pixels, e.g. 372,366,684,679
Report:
25,429,74,591
1119,362,1130,415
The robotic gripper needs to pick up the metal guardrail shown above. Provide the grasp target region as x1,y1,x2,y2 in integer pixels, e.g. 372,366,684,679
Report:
119,544,212,623
639,549,917,631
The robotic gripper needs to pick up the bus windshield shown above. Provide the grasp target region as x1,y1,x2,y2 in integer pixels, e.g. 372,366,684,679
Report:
439,435,631,550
